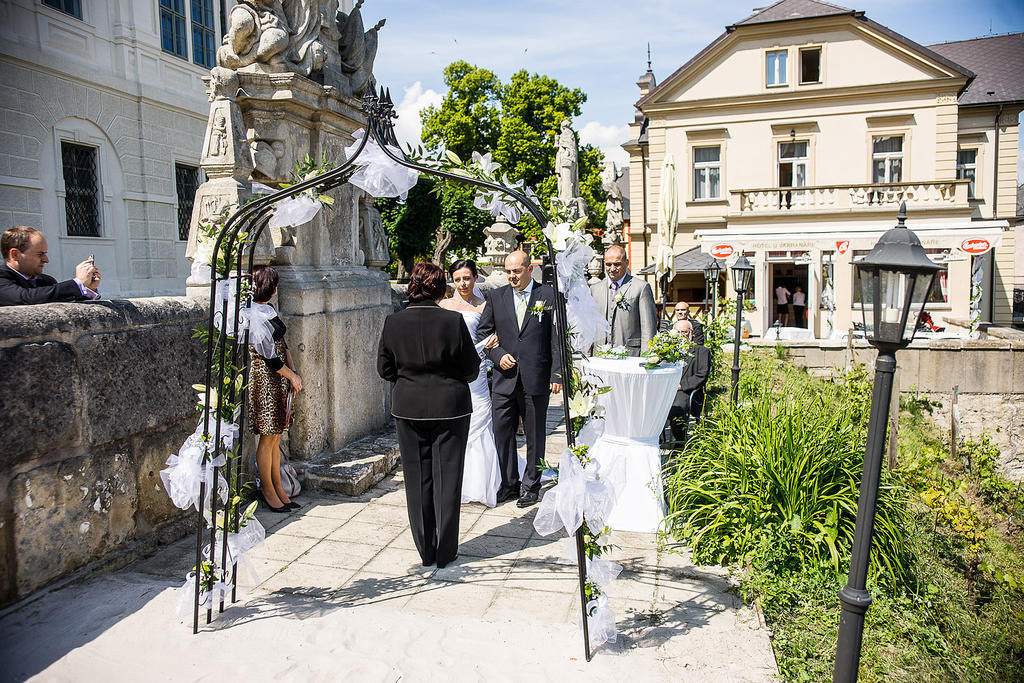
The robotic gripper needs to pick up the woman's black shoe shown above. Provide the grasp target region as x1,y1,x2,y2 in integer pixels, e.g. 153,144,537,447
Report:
285,501,301,509
261,496,289,513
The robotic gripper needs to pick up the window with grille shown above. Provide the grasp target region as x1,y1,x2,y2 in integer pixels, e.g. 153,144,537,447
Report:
956,148,977,199
872,136,903,184
175,163,200,241
160,0,188,59
42,0,81,19
61,142,101,237
191,0,216,68
692,146,721,200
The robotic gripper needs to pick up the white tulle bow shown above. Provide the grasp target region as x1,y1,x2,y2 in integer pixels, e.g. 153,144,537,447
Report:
345,129,419,200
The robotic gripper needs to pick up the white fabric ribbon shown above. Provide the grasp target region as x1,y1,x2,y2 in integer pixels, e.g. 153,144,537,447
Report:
533,449,618,537
581,593,617,646
270,195,322,229
213,278,250,337
244,302,279,361
345,129,419,200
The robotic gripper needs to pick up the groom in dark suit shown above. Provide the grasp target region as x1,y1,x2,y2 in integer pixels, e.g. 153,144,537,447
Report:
477,251,562,508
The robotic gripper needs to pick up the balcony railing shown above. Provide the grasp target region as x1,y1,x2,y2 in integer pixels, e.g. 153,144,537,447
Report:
730,180,970,215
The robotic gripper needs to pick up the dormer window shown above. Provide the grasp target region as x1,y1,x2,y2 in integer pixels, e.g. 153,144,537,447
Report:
800,47,821,84
766,50,788,87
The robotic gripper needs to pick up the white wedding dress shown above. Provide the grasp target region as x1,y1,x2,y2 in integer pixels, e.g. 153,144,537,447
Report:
459,310,503,507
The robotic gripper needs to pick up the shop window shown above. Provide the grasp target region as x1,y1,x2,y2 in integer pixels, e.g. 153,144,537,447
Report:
175,163,201,241
872,136,903,184
693,146,721,199
799,47,821,84
42,0,81,18
61,141,101,237
766,50,787,87
956,148,977,199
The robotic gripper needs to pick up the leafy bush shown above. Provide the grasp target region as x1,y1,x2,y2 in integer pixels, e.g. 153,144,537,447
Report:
663,358,912,585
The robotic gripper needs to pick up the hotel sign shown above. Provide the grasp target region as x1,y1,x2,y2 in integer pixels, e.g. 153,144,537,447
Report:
709,244,734,258
959,238,992,255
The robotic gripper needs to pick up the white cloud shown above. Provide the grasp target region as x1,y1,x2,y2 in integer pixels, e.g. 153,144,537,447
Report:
392,82,443,148
579,121,630,168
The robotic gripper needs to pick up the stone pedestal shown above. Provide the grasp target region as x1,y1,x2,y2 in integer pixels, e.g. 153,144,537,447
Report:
185,71,393,461
482,216,519,289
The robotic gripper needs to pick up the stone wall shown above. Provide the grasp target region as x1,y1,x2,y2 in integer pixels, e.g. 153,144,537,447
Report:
747,335,1024,480
0,298,206,606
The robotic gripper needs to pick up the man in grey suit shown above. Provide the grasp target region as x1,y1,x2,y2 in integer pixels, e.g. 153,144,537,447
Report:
590,245,657,356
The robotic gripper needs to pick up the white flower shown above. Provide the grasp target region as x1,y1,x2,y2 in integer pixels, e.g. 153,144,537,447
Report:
193,383,218,410
471,150,500,177
543,222,574,251
568,391,597,419
193,235,214,266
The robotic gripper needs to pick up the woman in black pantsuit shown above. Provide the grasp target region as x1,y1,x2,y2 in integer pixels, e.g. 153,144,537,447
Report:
377,261,480,568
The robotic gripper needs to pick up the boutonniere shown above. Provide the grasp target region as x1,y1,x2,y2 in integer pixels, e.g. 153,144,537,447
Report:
614,292,631,311
530,301,552,320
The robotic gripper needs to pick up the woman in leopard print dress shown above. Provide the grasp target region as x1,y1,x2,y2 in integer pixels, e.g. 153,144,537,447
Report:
248,266,303,513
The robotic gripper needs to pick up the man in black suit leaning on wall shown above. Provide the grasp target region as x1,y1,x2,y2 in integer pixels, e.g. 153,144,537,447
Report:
1,226,100,306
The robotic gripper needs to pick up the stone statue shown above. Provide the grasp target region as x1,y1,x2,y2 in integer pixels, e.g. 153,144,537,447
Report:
358,193,389,269
555,119,579,202
602,163,624,245
337,0,385,98
283,0,337,76
218,0,337,77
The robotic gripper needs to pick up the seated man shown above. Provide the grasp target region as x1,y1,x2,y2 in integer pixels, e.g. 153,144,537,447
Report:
673,301,704,345
667,319,711,442
1,226,100,306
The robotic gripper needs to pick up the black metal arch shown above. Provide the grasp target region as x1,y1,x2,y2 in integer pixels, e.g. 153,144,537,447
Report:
195,87,592,660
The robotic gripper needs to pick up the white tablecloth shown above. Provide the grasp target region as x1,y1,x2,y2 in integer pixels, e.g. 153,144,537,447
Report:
581,357,682,533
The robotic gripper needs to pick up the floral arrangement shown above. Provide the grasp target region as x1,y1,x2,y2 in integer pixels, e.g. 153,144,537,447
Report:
641,330,694,370
593,344,628,359
613,292,630,311
529,300,552,321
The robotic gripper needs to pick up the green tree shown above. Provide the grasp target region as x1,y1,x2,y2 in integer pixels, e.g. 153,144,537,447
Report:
375,176,440,278
420,61,607,250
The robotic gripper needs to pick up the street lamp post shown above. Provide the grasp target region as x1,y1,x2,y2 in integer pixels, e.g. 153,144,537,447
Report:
833,203,940,682
703,259,721,320
729,255,754,404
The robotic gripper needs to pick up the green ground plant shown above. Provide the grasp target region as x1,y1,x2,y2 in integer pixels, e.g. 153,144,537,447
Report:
662,351,1024,681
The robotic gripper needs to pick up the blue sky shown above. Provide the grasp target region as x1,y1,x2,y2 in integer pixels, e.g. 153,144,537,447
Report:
368,0,1024,169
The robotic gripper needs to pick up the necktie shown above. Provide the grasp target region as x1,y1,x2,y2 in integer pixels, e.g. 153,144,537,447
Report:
515,289,527,327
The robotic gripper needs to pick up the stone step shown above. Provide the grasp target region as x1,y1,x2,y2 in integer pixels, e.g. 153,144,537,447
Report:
292,425,400,497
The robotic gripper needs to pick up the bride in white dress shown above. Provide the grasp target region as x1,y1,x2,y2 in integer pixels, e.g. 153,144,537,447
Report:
440,259,503,507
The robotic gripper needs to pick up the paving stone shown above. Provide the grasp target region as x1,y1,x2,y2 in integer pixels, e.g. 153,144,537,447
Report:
248,534,319,562
348,502,415,526
326,520,404,546
294,427,401,496
259,563,356,595
431,555,514,585
404,581,498,618
457,533,530,560
301,499,366,521
361,547,437,578
334,570,429,609
299,539,380,570
271,514,347,539
468,512,537,539
485,586,574,624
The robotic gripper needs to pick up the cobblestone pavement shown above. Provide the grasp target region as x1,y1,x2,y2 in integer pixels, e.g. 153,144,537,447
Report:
0,407,777,682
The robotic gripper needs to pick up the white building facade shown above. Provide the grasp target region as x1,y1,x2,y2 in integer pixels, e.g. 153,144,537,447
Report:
0,0,220,297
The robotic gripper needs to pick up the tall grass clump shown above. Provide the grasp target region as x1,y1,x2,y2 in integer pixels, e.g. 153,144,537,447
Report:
663,361,912,587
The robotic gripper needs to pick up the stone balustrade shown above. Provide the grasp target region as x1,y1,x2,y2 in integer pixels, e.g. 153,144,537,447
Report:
730,180,970,215
0,298,206,607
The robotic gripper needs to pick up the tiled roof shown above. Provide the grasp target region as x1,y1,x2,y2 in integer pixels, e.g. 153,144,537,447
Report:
928,33,1024,106
731,0,855,27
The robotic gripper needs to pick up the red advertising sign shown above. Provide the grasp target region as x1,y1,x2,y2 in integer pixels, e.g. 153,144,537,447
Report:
836,240,850,255
959,238,992,255
709,244,734,258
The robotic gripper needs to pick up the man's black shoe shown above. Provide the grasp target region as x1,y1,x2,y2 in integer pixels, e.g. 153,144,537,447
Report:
497,486,520,504
516,491,539,508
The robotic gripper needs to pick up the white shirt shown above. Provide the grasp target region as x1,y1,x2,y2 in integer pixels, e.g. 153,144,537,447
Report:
793,291,806,307
775,286,790,305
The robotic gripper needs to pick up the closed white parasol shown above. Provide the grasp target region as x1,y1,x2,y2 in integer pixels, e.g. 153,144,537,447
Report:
655,153,678,280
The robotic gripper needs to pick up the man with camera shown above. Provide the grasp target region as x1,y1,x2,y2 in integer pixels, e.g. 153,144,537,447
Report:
1,226,101,306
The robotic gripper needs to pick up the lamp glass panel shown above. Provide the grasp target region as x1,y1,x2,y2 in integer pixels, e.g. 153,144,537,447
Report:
877,267,917,344
903,272,935,342
857,267,875,338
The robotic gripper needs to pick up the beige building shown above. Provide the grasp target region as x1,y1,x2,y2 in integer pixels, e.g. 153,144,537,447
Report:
624,0,1023,338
